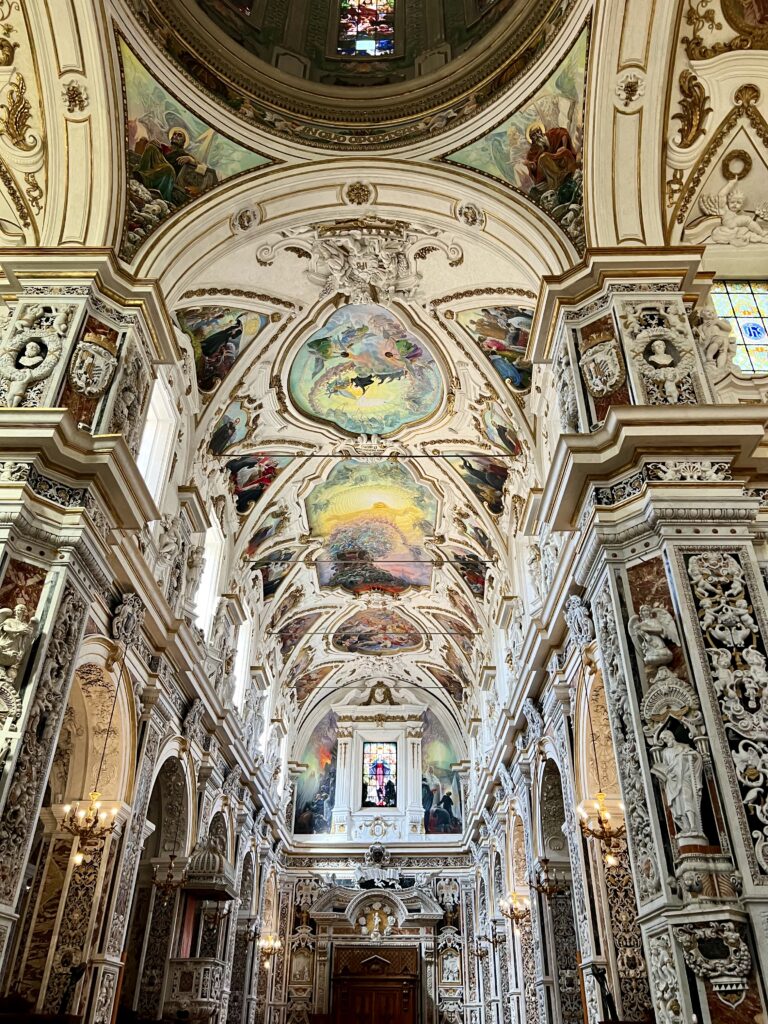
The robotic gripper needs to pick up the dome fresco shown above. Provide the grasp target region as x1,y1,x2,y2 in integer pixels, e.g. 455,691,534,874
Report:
288,304,443,435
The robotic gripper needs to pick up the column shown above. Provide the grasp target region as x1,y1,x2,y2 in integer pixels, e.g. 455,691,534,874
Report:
0,577,89,969
329,726,353,837
406,722,424,835
88,712,165,1024
533,253,768,1022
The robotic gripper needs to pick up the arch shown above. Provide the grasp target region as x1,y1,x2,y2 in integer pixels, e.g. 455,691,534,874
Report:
52,638,137,807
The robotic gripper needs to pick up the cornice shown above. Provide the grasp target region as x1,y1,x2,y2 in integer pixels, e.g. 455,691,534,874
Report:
528,246,709,362
538,405,768,531
0,248,178,362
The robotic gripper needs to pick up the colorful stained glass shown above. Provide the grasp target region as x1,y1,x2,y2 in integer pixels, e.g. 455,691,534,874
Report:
362,741,397,807
711,281,768,373
338,1,396,57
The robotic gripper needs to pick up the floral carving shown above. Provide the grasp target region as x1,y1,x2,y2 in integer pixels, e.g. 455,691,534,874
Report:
648,933,684,1024
593,588,662,902
687,550,768,873
672,70,712,148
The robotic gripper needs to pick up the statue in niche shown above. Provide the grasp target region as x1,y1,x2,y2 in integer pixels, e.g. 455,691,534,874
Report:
186,545,205,604
157,514,183,564
696,308,736,371
0,602,40,684
651,729,705,836
628,603,680,668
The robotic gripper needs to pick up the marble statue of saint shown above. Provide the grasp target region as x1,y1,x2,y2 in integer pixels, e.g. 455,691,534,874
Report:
0,602,40,684
651,729,705,836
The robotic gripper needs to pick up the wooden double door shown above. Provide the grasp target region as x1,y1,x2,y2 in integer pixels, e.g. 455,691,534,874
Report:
331,946,419,1024
332,978,417,1024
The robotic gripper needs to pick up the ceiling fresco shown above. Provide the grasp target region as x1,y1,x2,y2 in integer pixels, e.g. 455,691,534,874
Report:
431,611,476,663
444,26,588,251
331,608,423,655
176,306,270,394
279,612,324,658
288,304,443,436
226,454,293,514
118,39,272,260
252,546,298,599
305,459,438,596
454,305,534,392
445,454,509,517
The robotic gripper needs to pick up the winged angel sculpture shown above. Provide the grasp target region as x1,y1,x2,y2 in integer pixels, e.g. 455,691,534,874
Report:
628,603,680,669
697,178,768,247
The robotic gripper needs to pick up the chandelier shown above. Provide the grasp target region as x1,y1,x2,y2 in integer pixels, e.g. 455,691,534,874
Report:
529,858,567,898
579,673,626,866
258,933,283,963
499,891,531,926
153,851,189,905
578,790,626,867
59,646,128,857
61,792,118,860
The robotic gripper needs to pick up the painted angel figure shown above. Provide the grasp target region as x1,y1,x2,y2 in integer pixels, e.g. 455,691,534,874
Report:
698,178,768,247
628,603,680,668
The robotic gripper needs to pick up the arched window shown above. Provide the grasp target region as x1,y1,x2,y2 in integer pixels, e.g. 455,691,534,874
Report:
195,521,224,635
136,375,177,501
711,281,768,373
337,0,396,57
233,616,252,708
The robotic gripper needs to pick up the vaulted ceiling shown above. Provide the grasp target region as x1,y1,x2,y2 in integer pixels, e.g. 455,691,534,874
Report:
109,0,593,746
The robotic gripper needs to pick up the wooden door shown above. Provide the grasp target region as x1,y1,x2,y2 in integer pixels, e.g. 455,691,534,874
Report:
333,979,416,1024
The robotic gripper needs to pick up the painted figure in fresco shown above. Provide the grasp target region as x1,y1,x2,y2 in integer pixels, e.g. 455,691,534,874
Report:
134,127,219,204
740,0,768,26
524,122,579,194
198,317,244,389
227,454,281,513
210,408,245,454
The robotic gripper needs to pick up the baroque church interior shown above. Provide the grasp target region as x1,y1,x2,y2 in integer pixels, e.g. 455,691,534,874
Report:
0,0,767,1022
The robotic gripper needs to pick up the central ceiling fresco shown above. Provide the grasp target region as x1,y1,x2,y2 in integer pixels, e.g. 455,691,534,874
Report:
305,459,438,595
289,305,443,435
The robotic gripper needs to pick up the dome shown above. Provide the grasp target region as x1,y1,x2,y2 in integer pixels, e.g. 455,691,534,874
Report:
131,0,573,148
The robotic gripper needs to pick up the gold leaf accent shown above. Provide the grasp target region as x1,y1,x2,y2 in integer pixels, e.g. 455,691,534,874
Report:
0,72,35,152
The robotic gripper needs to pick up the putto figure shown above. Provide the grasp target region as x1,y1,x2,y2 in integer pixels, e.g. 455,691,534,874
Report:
0,602,40,685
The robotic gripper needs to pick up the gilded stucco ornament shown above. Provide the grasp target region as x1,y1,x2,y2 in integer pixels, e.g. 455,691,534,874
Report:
672,70,712,148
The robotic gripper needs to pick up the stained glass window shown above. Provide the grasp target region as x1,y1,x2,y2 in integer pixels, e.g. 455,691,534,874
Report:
362,741,397,807
710,282,768,374
337,1,396,57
